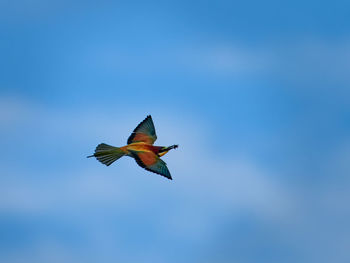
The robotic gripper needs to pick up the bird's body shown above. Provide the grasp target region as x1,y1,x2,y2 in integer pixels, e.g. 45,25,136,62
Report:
120,142,161,155
88,115,178,180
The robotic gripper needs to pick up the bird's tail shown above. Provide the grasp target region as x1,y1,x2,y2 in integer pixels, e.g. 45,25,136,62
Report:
87,143,126,166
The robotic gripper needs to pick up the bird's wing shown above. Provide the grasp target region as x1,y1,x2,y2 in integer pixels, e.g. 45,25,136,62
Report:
127,115,157,145
129,150,172,180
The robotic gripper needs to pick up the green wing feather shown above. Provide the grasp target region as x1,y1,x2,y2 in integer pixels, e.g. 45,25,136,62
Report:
129,150,172,180
127,115,157,145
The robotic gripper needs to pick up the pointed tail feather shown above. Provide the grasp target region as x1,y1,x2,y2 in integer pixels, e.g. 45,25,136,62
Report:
87,143,126,166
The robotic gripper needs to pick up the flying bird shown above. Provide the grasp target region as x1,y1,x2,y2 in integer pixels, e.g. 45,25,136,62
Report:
88,115,178,180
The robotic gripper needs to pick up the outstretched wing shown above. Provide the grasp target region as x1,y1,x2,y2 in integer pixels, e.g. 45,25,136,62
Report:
129,150,172,180
127,115,157,145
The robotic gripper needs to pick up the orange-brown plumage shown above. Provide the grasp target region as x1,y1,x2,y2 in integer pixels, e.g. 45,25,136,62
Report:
88,115,178,180
120,142,162,155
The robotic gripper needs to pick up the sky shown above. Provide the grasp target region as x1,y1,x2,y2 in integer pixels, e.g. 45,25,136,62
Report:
1,0,350,262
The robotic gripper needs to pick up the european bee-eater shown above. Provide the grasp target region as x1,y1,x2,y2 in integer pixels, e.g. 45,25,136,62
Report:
88,115,178,180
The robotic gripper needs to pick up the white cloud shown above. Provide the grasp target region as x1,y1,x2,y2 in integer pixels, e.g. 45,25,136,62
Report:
0,96,34,128
85,42,272,77
3,96,349,263
85,38,350,92
0,97,295,226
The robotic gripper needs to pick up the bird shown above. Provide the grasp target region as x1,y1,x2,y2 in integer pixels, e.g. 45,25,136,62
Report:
87,115,178,180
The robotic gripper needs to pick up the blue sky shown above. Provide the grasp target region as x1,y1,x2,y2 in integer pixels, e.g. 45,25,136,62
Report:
1,1,350,263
